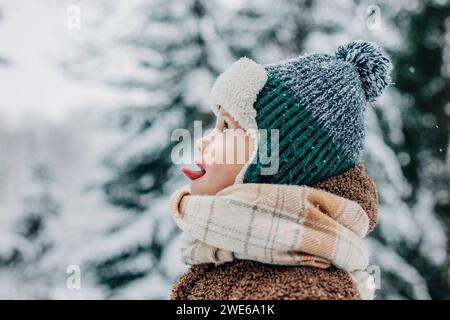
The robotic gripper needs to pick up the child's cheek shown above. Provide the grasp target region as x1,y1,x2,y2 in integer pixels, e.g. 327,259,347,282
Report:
207,163,242,190
191,131,251,195
225,131,253,166
201,133,226,165
206,131,250,166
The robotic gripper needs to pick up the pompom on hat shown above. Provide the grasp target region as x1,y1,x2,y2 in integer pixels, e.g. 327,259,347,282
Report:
208,40,393,186
335,40,392,102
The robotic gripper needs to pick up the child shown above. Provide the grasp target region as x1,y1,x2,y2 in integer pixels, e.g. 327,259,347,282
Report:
169,40,391,300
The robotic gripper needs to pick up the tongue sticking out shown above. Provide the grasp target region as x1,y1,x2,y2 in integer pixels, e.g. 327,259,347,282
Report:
181,163,206,181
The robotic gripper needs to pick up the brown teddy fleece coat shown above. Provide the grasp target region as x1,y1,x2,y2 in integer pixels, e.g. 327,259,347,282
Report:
170,163,378,300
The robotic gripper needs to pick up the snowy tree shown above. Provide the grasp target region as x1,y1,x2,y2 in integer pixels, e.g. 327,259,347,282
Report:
382,0,450,299
0,129,61,298
82,0,323,298
1,0,448,299
301,0,450,299
70,0,234,298
17,161,59,263
85,0,450,299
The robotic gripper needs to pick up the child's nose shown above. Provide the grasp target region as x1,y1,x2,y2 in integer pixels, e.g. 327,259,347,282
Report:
195,137,208,155
196,130,216,154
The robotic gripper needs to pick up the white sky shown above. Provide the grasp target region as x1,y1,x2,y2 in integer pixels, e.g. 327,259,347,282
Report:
0,0,256,128
0,0,121,127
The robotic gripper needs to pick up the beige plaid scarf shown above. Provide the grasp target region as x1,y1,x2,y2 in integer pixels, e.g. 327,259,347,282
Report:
170,183,375,299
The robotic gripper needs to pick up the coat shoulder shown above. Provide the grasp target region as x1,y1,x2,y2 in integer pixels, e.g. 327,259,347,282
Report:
170,260,360,300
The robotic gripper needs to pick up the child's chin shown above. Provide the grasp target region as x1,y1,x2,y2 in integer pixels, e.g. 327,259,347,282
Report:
189,177,207,195
190,176,218,195
190,176,235,196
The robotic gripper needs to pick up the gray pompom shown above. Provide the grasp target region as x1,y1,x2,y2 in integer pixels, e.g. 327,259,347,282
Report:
335,40,392,102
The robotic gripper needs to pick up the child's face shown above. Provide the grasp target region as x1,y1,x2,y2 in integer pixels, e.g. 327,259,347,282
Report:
181,106,254,195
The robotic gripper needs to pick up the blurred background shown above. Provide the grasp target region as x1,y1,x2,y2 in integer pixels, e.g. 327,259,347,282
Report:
0,0,449,299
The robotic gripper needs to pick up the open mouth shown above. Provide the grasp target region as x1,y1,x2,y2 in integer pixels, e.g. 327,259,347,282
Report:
181,162,206,181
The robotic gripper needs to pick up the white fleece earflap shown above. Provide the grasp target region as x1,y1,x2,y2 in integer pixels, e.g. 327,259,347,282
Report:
209,57,267,131
209,57,267,184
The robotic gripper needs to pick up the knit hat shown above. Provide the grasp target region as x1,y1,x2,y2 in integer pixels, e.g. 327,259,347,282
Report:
208,40,392,186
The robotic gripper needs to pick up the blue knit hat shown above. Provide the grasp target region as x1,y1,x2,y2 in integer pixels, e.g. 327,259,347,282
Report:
209,40,392,186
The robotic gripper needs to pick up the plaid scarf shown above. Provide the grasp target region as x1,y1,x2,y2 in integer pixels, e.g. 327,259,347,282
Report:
170,183,375,299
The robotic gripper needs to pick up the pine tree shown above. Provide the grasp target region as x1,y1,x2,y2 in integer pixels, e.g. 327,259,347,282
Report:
387,0,450,299
74,0,449,299
215,0,442,299
0,156,61,298
84,0,233,297
90,0,320,298
303,0,450,299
